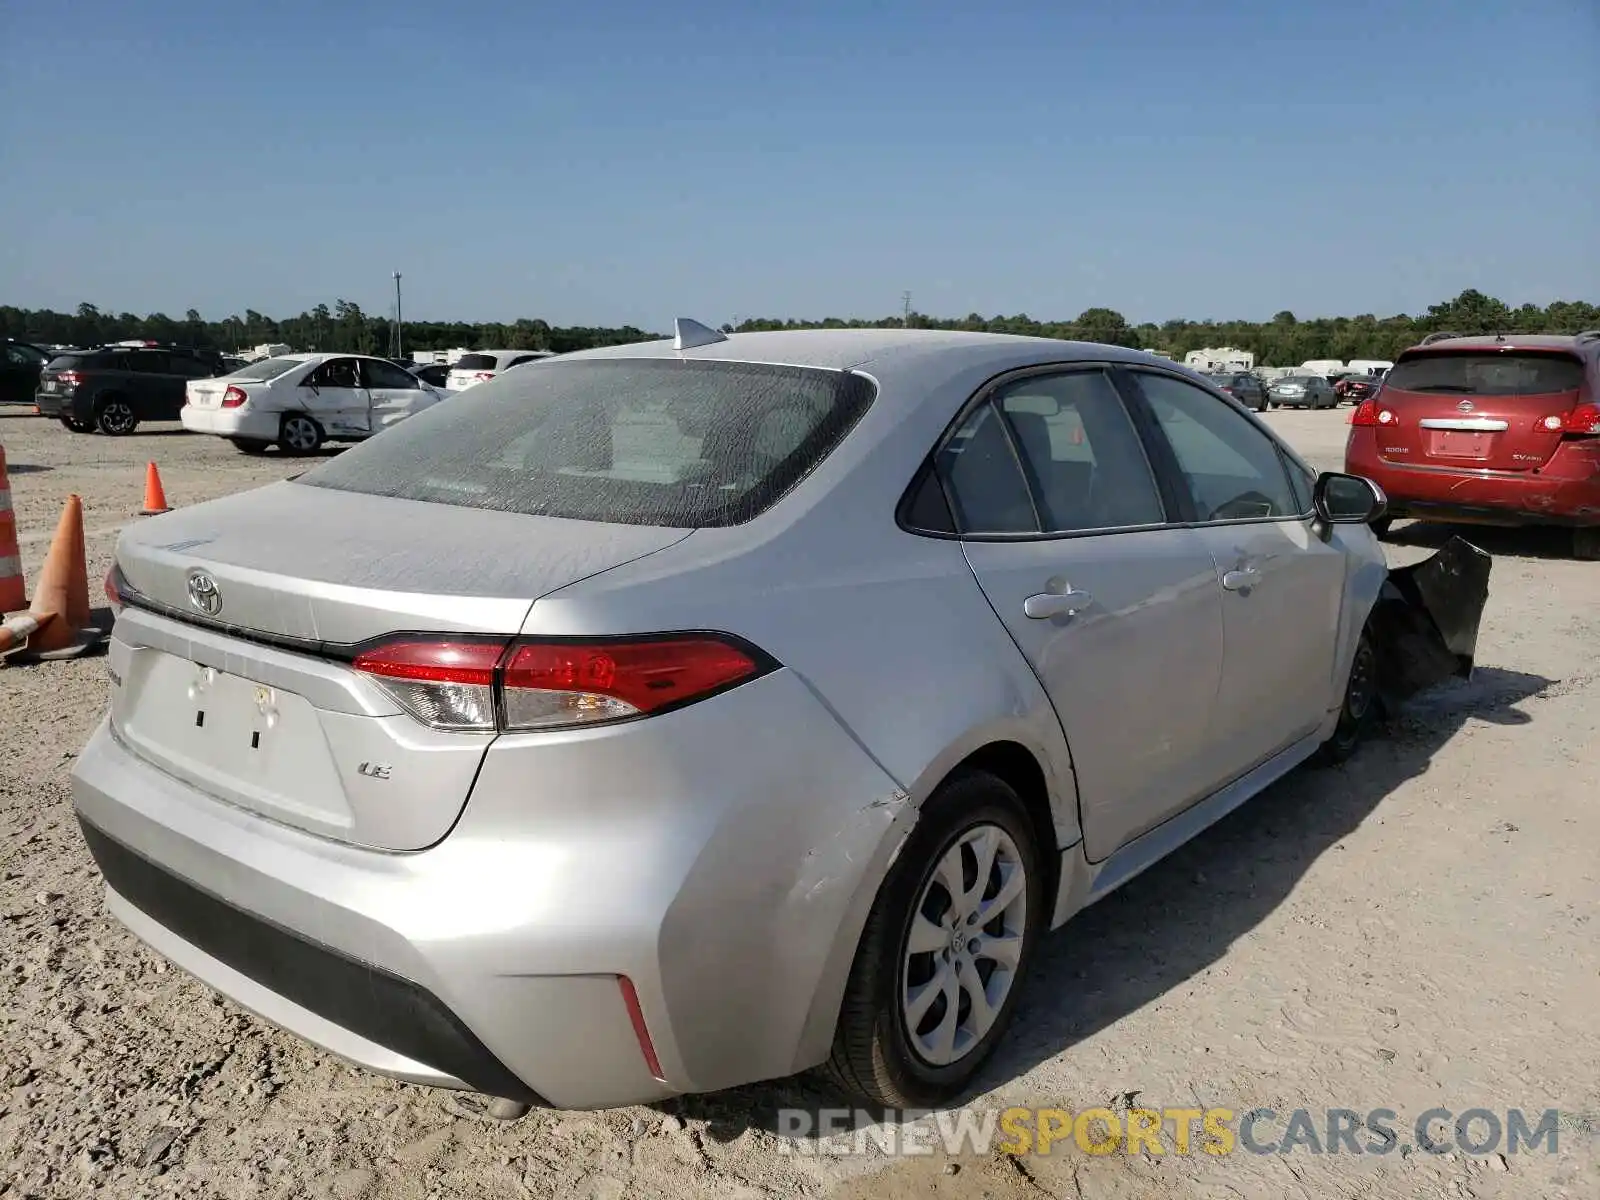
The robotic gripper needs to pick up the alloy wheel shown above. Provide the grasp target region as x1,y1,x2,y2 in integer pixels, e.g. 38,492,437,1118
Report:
901,823,1029,1067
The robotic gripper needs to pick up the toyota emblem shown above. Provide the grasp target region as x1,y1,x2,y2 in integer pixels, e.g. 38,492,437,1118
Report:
187,570,222,617
1456,399,1475,413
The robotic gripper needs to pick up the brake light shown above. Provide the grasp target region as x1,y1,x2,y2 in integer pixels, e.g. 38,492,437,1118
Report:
1555,402,1600,436
56,371,83,389
352,639,503,730
473,371,495,382
220,386,248,409
103,566,122,615
351,634,770,732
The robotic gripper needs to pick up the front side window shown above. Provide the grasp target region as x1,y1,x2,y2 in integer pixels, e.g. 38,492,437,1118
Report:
1133,372,1301,522
298,358,876,528
993,370,1165,533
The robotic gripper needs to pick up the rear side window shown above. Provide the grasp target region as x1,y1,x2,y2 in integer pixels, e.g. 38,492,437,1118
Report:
1386,351,1584,396
993,371,1165,533
297,358,877,527
454,354,499,371
230,357,303,381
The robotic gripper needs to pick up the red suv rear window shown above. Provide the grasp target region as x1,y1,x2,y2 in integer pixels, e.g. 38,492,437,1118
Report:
1386,351,1584,397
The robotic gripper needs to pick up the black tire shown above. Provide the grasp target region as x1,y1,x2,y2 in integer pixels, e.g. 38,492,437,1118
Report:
1574,528,1600,561
818,770,1045,1109
277,413,324,456
230,437,271,455
1316,630,1379,766
94,394,139,436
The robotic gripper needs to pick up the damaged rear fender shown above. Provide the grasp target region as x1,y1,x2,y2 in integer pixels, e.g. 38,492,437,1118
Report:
1366,536,1493,705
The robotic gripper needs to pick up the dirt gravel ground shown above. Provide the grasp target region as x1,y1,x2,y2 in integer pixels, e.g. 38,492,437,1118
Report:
2,407,1597,1200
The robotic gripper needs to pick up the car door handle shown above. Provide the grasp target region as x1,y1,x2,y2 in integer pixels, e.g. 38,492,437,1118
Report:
1024,590,1092,619
1220,566,1261,592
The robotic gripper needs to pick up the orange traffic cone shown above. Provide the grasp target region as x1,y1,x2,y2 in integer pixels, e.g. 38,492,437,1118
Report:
0,444,26,614
140,461,171,516
19,493,102,660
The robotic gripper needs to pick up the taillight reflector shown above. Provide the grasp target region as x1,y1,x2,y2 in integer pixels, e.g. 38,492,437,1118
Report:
618,976,665,1082
104,566,122,615
220,386,248,408
351,634,770,732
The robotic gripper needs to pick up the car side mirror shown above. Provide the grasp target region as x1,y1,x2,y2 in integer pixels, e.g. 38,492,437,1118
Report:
1313,471,1387,528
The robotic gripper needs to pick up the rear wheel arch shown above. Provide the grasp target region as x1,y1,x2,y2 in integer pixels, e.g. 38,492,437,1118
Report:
940,742,1061,908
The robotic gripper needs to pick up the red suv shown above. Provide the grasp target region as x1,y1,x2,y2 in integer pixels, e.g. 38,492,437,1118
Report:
1344,331,1600,559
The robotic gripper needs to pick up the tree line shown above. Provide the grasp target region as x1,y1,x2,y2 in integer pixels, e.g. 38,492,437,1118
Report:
2,290,1594,366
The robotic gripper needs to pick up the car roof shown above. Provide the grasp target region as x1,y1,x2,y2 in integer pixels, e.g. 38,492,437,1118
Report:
1405,333,1590,354
560,327,1168,379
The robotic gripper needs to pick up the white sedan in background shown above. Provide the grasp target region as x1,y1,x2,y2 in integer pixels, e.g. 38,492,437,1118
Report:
445,349,556,391
182,354,448,455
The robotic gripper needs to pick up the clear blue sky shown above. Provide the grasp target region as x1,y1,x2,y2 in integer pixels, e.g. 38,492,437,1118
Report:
3,0,1596,330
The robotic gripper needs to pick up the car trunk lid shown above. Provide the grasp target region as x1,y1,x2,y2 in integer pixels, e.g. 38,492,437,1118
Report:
1372,348,1589,472
108,481,690,849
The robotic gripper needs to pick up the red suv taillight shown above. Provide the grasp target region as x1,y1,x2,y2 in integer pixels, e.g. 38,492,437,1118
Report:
56,371,83,390
351,634,772,732
1542,402,1600,437
473,371,495,382
1350,399,1397,427
220,386,248,409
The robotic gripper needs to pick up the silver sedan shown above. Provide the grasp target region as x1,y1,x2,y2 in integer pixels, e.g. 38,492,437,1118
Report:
73,324,1487,1113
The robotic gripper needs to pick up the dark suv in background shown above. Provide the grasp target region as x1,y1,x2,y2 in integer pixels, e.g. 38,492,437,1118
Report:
1206,371,1270,411
36,345,227,434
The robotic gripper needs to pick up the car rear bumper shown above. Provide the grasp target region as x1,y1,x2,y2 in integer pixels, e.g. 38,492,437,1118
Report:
1348,430,1600,526
33,392,69,417
70,664,911,1109
180,406,279,440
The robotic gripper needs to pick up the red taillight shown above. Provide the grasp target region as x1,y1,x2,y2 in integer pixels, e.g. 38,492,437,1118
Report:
473,371,495,382
57,371,83,389
352,639,505,730
103,566,122,615
1350,399,1396,428
1555,402,1600,436
220,386,248,409
351,634,768,732
501,636,762,729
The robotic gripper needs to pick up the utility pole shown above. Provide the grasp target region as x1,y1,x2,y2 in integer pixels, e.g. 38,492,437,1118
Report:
392,271,404,360
902,291,911,328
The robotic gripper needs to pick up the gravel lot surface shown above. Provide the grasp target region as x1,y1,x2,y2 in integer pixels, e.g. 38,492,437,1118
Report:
2,407,1597,1199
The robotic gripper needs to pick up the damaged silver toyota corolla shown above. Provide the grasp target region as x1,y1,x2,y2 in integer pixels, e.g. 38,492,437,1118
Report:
72,326,1489,1115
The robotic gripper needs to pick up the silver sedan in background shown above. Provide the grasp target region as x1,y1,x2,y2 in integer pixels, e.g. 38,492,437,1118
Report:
1269,373,1339,409
73,325,1486,1113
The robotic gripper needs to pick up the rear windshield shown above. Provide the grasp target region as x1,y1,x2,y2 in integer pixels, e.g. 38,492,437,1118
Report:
454,354,499,371
229,356,304,381
46,354,90,370
297,358,877,527
1386,351,1585,396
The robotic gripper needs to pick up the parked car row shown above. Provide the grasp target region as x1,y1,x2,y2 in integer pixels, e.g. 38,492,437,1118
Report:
17,340,560,451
